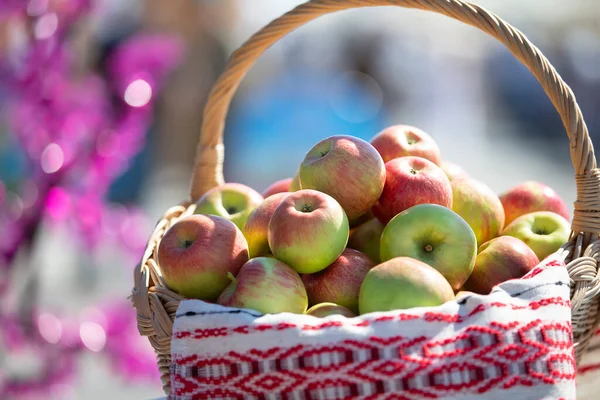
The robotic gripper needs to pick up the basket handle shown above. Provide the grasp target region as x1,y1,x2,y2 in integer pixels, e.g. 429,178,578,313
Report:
189,0,598,235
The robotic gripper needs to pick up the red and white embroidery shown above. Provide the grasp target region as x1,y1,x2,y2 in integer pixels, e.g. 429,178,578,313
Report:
170,255,576,399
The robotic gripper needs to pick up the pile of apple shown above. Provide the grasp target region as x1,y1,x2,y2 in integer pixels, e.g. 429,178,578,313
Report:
157,125,572,317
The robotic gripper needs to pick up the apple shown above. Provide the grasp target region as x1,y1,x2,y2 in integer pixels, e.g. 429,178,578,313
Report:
451,178,505,246
194,182,263,229
306,302,356,318
242,192,289,258
347,218,385,263
501,211,570,260
441,161,469,181
157,214,249,300
299,135,385,221
372,156,452,224
370,124,442,165
463,236,539,295
301,248,374,313
499,181,570,226
359,257,454,314
268,189,349,274
380,204,477,291
217,257,308,314
289,170,302,192
262,178,292,198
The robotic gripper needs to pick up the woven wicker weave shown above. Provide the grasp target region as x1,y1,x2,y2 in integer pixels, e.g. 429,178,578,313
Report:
131,0,600,395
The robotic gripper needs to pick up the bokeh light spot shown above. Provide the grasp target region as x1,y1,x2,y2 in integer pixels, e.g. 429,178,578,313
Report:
41,143,64,174
124,79,152,107
38,313,62,344
80,321,106,352
34,13,58,40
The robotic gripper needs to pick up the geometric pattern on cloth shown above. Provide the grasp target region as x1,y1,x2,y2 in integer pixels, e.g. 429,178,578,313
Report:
170,255,576,400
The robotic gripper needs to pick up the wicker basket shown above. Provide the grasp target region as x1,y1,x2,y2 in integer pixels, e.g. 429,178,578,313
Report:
132,0,600,396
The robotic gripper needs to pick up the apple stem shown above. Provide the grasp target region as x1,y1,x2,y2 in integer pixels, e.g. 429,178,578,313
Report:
425,244,433,252
227,272,237,283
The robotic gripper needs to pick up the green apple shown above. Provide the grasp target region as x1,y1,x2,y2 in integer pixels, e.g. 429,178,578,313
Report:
194,182,263,229
289,170,302,192
359,257,454,314
299,135,385,221
347,218,385,263
380,204,477,291
268,189,349,274
501,211,570,260
157,214,249,300
306,302,356,318
217,257,308,314
451,178,505,246
463,236,539,294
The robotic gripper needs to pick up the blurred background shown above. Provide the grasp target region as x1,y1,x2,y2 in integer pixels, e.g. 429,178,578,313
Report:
0,1,598,399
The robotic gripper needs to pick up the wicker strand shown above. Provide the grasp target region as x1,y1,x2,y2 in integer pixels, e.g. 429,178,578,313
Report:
134,1,600,395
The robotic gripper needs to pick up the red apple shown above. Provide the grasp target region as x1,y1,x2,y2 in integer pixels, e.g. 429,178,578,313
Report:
359,257,454,314
499,181,570,226
348,218,385,263
451,178,505,246
306,303,356,318
217,257,308,314
370,125,442,165
441,161,469,181
373,156,452,224
463,236,539,295
301,248,374,314
299,135,385,221
261,178,292,198
268,189,349,274
242,192,289,258
157,214,249,301
194,182,263,229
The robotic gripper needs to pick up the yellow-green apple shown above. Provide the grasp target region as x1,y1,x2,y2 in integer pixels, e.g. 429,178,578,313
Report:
157,214,249,301
289,170,302,192
501,211,570,260
268,189,349,274
262,178,292,198
348,218,385,263
373,156,452,224
306,302,356,318
301,248,374,313
242,192,289,258
370,125,442,165
380,204,476,290
194,182,263,229
217,257,308,314
298,135,385,221
499,181,570,225
359,257,454,314
451,178,505,246
441,161,469,181
463,236,539,294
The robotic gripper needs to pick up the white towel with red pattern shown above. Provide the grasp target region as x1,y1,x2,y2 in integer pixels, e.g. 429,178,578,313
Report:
170,255,576,400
